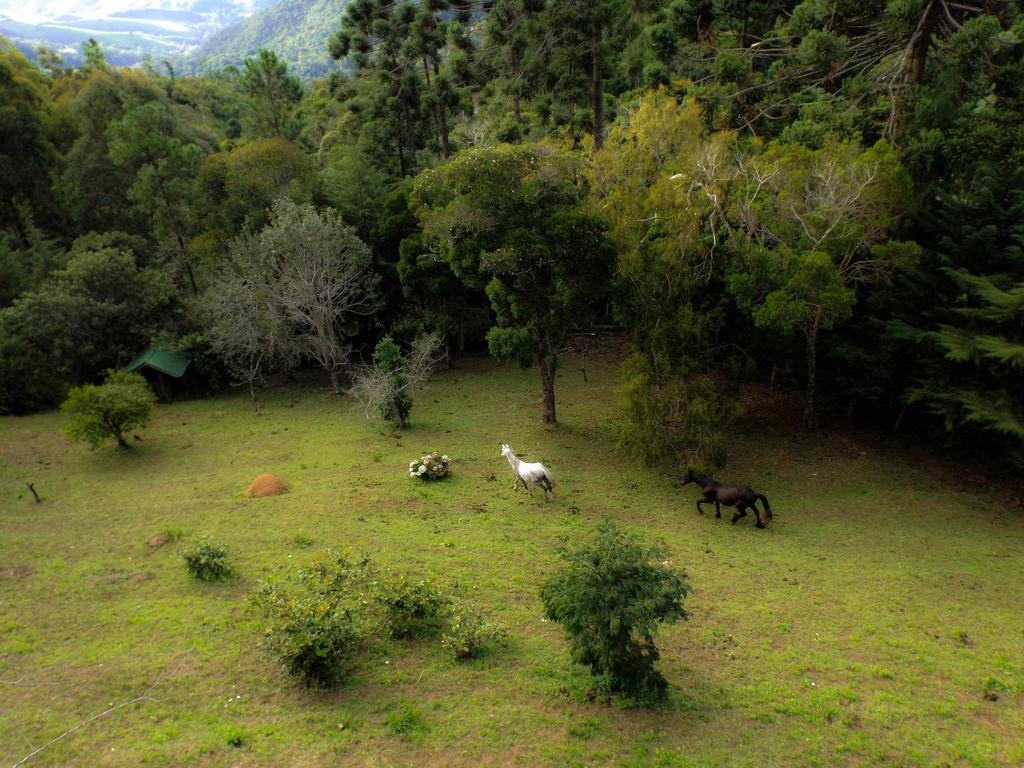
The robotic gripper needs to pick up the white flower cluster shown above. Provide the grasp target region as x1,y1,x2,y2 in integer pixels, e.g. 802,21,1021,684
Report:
408,451,450,480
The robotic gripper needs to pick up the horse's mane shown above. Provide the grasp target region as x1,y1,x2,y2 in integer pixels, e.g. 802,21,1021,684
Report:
691,470,717,487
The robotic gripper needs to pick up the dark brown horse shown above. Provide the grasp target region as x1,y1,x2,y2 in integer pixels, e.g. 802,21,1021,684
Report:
681,470,773,528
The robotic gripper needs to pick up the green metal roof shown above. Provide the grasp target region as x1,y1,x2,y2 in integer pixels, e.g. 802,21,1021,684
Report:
125,347,191,378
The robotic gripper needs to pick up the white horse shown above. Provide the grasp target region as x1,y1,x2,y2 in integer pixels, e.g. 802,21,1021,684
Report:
501,443,554,499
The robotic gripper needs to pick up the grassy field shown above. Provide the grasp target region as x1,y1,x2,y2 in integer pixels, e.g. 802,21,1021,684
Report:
1,353,1022,767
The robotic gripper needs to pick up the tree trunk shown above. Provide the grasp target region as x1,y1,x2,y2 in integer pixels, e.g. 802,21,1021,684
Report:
329,368,342,395
910,1,938,85
540,352,557,424
802,313,821,431
115,431,128,448
249,378,261,415
422,59,445,156
511,52,522,125
431,59,451,158
591,21,604,150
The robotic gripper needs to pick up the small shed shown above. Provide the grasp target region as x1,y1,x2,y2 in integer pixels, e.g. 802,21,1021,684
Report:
125,347,191,400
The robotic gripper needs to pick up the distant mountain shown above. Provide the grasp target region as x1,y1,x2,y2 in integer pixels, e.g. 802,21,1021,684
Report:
0,1,275,68
181,0,350,79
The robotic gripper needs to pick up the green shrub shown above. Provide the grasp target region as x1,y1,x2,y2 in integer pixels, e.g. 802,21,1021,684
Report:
615,353,739,472
251,551,372,687
441,602,507,660
374,572,448,639
384,703,430,738
61,369,156,449
539,521,689,703
181,536,233,582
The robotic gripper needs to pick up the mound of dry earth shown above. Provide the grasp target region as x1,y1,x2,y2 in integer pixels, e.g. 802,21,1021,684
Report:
244,473,288,497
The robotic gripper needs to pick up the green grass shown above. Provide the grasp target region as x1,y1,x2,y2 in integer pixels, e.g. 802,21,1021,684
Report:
1,354,1023,767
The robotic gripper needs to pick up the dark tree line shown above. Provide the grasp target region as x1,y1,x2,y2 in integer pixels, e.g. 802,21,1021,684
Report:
0,0,1021,466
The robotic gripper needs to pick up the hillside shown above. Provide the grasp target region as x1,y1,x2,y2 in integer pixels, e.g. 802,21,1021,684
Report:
180,0,349,78
0,1,273,68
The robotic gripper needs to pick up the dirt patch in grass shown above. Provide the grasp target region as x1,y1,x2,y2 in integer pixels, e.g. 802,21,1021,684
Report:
147,532,173,547
2,564,33,578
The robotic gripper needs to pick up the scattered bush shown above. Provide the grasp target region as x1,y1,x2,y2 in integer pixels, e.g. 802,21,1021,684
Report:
251,551,372,687
540,521,689,703
408,451,450,480
441,602,507,660
375,572,448,639
61,369,156,449
181,535,234,582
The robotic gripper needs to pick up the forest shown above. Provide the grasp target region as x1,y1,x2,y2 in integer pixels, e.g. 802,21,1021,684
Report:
1,0,1022,469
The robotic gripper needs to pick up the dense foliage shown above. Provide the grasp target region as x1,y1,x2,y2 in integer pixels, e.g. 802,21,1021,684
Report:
61,370,157,449
1,0,1022,465
540,521,689,702
252,550,372,687
181,535,235,582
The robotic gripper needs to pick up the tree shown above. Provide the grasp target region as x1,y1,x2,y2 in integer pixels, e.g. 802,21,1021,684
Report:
107,102,209,293
539,521,689,702
240,49,303,139
902,271,1024,461
191,137,315,267
62,370,156,449
81,37,106,72
202,244,298,413
0,39,59,238
257,199,380,393
591,89,741,467
412,144,614,423
349,333,444,429
60,67,169,236
0,236,180,414
204,199,380,401
728,139,917,429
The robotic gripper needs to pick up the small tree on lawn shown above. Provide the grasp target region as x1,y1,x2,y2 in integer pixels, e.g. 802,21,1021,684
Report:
540,520,689,703
349,333,444,429
412,144,614,423
62,369,156,449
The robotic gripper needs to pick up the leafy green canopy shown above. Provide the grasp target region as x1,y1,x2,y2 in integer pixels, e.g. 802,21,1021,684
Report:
540,521,689,703
61,369,157,449
412,143,614,422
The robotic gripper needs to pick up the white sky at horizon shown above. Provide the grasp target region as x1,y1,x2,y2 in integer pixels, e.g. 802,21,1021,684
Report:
0,0,258,26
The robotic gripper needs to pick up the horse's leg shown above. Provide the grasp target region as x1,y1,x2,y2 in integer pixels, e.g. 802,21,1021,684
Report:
731,505,748,524
715,500,721,519
696,500,708,515
752,503,765,529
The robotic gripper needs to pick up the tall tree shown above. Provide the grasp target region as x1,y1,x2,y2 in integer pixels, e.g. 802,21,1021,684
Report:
107,102,209,293
240,49,303,139
591,90,741,467
412,143,613,423
728,139,917,429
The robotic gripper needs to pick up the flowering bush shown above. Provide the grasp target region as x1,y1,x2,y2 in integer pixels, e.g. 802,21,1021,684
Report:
408,452,450,480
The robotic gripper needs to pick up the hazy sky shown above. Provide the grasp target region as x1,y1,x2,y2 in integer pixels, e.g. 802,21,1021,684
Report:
0,0,260,25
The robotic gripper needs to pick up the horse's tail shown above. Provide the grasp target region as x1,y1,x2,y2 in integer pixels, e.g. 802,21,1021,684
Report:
757,493,772,521
542,466,554,490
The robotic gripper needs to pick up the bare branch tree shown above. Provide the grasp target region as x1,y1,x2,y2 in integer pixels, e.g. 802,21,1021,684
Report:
203,236,299,414
349,333,445,429
203,200,381,409
257,199,380,394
